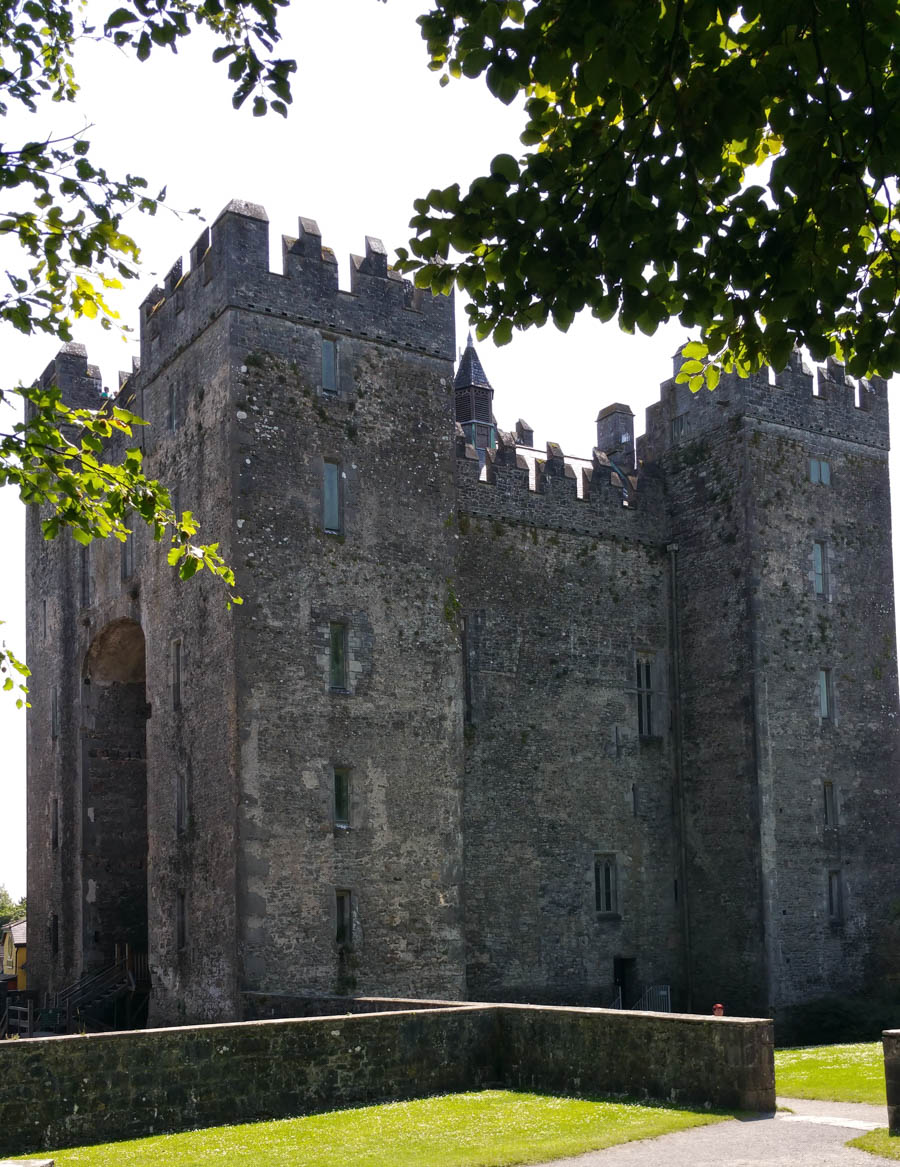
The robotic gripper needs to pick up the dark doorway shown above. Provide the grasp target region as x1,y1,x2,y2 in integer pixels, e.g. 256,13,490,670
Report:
613,956,638,1009
81,620,149,972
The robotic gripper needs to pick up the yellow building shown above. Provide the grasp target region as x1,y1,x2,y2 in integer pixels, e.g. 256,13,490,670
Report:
2,919,26,990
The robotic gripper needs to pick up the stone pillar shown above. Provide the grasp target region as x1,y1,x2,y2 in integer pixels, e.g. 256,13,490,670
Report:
885,1030,900,1135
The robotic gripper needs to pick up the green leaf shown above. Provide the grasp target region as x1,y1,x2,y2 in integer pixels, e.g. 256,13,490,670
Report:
490,154,519,184
104,8,137,29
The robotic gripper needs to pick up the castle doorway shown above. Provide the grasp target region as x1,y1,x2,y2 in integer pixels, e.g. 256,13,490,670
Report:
81,619,149,973
613,955,638,1009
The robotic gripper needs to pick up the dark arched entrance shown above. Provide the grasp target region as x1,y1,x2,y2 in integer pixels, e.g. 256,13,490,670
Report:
81,619,149,972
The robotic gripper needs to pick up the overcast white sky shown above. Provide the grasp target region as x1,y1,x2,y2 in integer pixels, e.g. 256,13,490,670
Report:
0,0,896,901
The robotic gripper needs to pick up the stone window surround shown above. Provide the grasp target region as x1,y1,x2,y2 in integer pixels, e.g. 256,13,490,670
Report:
333,766,351,829
594,853,620,917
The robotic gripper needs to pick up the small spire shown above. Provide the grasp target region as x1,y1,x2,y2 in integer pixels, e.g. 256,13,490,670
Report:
454,335,493,391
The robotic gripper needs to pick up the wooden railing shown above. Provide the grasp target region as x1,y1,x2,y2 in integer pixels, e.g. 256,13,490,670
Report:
5,998,34,1037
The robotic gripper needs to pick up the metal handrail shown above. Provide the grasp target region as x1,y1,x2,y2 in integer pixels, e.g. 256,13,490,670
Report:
630,984,672,1012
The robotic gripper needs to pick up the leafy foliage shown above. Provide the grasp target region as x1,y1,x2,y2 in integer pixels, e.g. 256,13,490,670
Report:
1,0,295,341
0,381,242,702
0,884,26,928
0,0,288,693
400,0,900,384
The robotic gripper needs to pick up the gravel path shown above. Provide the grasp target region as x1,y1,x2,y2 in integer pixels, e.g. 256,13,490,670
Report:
531,1097,889,1167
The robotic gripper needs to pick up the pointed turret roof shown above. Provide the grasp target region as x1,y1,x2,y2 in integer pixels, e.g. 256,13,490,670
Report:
454,333,493,391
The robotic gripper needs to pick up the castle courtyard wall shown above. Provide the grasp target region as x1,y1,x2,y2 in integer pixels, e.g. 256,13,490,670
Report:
0,1005,775,1157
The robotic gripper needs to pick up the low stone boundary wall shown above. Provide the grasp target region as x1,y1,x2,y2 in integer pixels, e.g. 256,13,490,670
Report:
500,1005,774,1113
886,1029,900,1135
0,1003,774,1157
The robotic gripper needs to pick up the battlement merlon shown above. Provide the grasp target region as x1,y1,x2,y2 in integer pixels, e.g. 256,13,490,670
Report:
38,342,104,411
135,200,456,384
642,348,890,461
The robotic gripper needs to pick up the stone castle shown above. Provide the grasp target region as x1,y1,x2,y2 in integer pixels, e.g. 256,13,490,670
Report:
26,199,900,1028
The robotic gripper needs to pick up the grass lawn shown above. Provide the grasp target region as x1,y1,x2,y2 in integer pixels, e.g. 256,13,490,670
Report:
847,1129,900,1159
775,1041,886,1104
22,1090,728,1167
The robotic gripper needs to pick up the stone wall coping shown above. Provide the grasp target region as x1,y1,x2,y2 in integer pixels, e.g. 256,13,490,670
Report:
0,1002,491,1053
492,1003,772,1025
0,1000,772,1056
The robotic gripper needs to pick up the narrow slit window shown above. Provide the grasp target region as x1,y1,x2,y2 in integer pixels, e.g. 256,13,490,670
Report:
323,460,342,534
176,890,187,951
121,529,135,580
823,781,836,828
335,889,352,945
51,913,59,955
172,638,183,711
813,541,827,596
461,616,473,726
51,687,59,741
828,870,842,922
329,623,347,690
636,657,653,736
594,854,618,915
819,668,833,722
322,338,337,394
80,545,90,609
176,771,188,835
167,383,177,432
333,768,350,826
51,797,59,850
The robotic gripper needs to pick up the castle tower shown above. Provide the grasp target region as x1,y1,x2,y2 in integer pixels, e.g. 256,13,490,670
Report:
454,334,496,462
643,354,900,1025
596,403,635,470
27,202,465,1023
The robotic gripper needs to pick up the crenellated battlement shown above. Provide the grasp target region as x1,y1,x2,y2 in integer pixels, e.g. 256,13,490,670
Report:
38,342,104,411
128,200,455,388
642,349,890,461
454,426,665,542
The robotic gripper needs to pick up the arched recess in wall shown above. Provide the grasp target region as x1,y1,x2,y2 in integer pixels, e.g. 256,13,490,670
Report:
81,618,149,972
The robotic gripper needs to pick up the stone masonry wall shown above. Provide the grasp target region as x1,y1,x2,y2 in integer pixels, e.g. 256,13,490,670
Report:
132,307,243,1026
0,1005,775,1157
454,490,682,1006
657,415,769,1016
223,259,464,999
749,417,900,1012
27,308,243,1024
646,356,900,1019
27,346,109,1000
